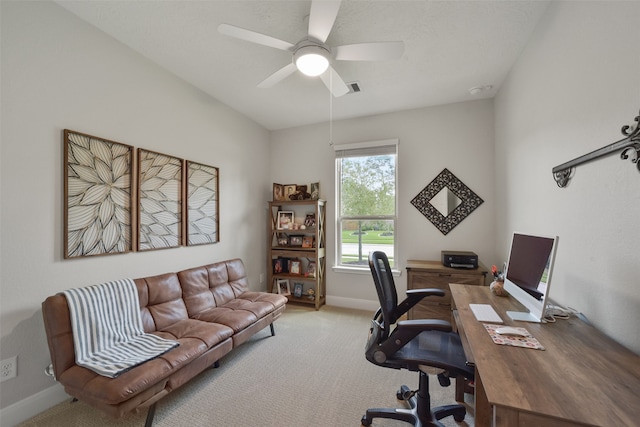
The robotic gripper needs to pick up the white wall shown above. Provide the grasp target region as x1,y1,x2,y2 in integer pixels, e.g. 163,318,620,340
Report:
495,1,640,353
270,100,496,309
0,0,269,416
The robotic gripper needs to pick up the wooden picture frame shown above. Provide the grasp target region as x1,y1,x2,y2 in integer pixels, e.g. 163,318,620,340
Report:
302,236,314,248
64,129,133,258
277,211,294,229
272,258,284,274
277,279,291,296
306,261,316,278
293,282,304,298
138,148,182,251
304,213,316,228
284,184,297,200
289,259,302,275
185,160,219,246
310,182,320,200
277,233,289,247
289,235,303,247
273,183,285,201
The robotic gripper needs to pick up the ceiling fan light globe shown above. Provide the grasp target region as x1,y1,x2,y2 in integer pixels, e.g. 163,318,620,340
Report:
294,46,330,76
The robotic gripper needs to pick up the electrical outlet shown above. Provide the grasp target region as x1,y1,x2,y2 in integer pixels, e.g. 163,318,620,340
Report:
259,273,265,284
0,356,18,382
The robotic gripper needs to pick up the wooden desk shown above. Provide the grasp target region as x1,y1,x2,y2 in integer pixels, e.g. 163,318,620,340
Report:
450,283,640,427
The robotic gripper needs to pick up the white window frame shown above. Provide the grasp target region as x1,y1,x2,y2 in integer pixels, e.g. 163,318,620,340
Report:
333,139,398,274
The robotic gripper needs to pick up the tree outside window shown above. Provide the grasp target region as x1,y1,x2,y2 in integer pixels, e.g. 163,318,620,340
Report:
335,141,397,268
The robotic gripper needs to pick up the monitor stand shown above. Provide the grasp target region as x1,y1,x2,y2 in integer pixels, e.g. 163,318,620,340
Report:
507,310,542,323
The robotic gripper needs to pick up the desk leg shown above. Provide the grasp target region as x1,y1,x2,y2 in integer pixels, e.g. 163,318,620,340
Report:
455,375,464,402
474,367,491,427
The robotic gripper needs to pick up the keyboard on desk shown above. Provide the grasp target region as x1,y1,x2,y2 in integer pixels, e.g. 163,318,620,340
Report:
469,304,503,323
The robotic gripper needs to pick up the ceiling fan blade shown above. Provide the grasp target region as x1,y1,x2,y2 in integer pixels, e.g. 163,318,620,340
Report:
257,63,297,88
320,66,349,97
218,23,294,51
334,41,405,61
308,0,341,43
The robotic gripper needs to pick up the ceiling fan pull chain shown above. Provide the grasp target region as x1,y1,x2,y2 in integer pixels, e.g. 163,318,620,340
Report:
329,70,334,146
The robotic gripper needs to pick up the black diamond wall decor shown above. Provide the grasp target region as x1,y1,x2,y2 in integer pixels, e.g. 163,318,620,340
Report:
410,168,484,235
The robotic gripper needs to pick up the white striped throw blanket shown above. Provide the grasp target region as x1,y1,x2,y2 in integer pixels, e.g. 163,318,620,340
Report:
63,279,179,378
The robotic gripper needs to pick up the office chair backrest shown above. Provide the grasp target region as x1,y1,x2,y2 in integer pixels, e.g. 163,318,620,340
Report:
368,251,400,328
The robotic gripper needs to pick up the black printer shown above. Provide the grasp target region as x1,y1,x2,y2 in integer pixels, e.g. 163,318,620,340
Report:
441,250,478,269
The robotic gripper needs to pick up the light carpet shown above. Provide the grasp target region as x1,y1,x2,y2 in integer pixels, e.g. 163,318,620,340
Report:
20,305,474,427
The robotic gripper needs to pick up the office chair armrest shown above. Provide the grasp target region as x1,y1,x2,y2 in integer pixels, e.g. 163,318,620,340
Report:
397,319,453,333
407,288,446,299
379,319,454,356
396,288,446,318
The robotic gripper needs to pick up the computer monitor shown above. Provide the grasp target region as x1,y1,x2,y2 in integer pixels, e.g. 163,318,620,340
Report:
502,232,559,323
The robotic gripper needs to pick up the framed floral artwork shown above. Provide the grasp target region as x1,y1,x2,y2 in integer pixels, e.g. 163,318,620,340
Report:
137,149,183,250
64,130,133,258
185,160,219,246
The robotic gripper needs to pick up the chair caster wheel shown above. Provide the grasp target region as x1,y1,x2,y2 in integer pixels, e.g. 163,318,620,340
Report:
361,415,372,426
437,372,451,387
397,385,412,400
454,411,466,422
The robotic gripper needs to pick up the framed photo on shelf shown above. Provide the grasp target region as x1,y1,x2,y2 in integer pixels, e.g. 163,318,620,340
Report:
289,235,303,247
302,236,314,248
310,182,320,200
273,183,285,201
277,279,291,296
271,258,284,274
289,259,302,275
277,211,294,229
293,282,304,298
304,213,316,228
277,233,289,247
284,184,297,200
306,261,316,278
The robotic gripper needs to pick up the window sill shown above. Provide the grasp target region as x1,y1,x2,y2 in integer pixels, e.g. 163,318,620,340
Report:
332,265,402,277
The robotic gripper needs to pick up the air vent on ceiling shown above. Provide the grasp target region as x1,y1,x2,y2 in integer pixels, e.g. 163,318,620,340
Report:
346,81,361,94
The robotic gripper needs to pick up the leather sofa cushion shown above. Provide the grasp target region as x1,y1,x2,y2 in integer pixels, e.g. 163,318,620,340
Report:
135,273,190,332
58,336,203,405
191,307,258,332
179,258,252,316
57,318,233,405
155,318,234,350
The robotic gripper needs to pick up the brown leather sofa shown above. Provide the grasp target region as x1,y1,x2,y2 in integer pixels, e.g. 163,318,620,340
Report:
42,258,287,426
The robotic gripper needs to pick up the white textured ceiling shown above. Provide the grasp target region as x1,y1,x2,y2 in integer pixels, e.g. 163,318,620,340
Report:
55,0,550,131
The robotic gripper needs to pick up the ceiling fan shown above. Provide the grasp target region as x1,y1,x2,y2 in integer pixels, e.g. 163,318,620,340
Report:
218,0,404,97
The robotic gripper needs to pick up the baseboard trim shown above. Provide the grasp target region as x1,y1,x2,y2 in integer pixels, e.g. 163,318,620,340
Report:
0,383,68,427
326,295,379,312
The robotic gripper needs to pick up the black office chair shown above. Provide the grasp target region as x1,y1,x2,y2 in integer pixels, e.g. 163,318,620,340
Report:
362,251,474,427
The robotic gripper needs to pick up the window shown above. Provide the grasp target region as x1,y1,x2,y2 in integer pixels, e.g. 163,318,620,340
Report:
334,139,397,269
